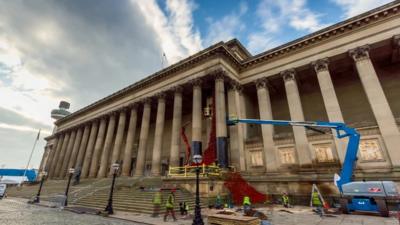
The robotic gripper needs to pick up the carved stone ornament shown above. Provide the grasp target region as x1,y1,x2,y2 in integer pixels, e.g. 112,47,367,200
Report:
255,78,268,89
281,69,296,82
189,78,202,87
311,58,329,73
142,97,152,105
229,80,242,91
155,92,166,100
349,45,370,62
170,85,183,94
209,68,227,82
128,102,138,110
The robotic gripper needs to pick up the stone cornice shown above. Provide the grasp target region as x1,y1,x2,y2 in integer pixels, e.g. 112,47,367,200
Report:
241,1,400,69
53,1,400,128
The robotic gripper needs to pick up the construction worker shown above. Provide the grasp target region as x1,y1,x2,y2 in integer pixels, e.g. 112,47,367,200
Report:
215,194,223,209
282,192,290,208
312,191,324,217
164,191,177,221
152,190,162,217
243,195,251,215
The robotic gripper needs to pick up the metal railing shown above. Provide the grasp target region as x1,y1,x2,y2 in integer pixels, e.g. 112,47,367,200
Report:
167,164,235,178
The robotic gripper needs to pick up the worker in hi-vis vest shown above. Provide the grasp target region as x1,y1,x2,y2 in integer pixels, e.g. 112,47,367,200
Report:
164,190,177,222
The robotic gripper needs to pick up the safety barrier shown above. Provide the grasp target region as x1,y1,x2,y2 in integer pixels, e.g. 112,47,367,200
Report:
167,164,235,178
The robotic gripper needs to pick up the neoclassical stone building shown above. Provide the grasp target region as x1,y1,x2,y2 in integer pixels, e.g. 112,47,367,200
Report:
40,2,400,194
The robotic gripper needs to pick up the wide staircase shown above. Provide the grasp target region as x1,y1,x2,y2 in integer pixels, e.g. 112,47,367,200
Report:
74,186,202,214
7,177,205,214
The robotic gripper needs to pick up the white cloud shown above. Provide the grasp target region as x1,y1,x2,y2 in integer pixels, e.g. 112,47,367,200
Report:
246,0,330,54
132,0,203,64
332,0,393,18
204,2,248,46
0,123,51,135
257,0,329,33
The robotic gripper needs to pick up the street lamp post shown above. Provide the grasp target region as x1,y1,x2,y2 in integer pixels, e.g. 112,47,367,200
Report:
105,163,119,215
192,154,204,225
33,171,47,203
64,168,75,206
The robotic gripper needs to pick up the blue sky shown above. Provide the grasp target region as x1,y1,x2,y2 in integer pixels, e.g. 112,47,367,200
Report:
0,0,394,169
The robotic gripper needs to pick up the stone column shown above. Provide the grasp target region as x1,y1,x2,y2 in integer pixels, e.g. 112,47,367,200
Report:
169,87,183,167
60,130,77,178
109,109,127,175
54,132,70,177
98,113,117,178
191,80,203,158
151,94,166,176
256,78,278,171
48,134,64,178
134,99,152,177
88,118,106,178
81,120,99,178
227,82,246,171
66,127,83,175
74,124,91,169
281,69,312,167
312,58,347,163
39,146,50,173
44,137,58,172
350,45,400,167
215,74,229,168
122,104,138,176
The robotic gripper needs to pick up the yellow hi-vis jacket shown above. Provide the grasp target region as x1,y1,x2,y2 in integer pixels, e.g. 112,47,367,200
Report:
166,193,175,209
153,192,162,205
243,196,251,205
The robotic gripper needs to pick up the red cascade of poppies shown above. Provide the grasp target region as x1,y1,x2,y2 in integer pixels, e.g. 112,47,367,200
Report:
224,172,267,204
181,127,191,165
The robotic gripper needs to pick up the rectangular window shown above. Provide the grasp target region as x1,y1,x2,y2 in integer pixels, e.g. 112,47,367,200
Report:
250,151,263,166
313,144,334,163
279,147,296,164
359,139,384,161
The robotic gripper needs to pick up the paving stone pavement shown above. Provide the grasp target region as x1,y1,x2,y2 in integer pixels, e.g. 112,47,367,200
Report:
0,198,145,225
1,198,399,225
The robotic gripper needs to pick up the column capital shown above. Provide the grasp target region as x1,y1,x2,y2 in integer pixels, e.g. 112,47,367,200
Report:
281,69,296,82
255,78,269,89
155,92,166,100
393,34,400,48
228,80,242,91
189,78,202,87
349,45,370,62
311,58,329,73
128,102,138,109
119,106,129,113
170,85,183,94
141,97,152,105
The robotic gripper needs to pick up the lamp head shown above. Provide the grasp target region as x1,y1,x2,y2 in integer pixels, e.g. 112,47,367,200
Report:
111,163,120,173
68,168,75,174
193,154,203,164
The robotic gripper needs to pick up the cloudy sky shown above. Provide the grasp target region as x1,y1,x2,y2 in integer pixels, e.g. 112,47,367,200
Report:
0,0,393,170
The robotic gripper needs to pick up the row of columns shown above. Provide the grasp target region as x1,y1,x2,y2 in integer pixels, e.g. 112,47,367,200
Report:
254,44,400,171
44,41,400,177
45,72,231,179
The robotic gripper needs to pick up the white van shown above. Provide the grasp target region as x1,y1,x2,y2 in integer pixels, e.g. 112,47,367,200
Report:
0,184,6,199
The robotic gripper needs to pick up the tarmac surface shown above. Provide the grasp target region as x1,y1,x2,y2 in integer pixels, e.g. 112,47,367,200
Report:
0,197,399,225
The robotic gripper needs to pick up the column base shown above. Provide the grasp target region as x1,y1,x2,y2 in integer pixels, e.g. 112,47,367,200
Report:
217,137,228,168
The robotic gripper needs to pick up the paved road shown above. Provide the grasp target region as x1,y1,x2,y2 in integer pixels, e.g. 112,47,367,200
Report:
1,198,399,225
0,198,145,225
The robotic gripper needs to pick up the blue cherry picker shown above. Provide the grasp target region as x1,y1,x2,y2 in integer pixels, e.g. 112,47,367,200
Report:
227,118,399,216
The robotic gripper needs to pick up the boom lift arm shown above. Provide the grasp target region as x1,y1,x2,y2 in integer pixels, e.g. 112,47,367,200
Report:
227,118,360,192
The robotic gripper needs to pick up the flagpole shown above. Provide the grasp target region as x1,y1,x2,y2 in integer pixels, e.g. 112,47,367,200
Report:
22,129,41,184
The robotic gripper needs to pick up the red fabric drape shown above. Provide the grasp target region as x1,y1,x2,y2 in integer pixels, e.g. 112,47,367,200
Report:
224,172,267,204
181,127,191,165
